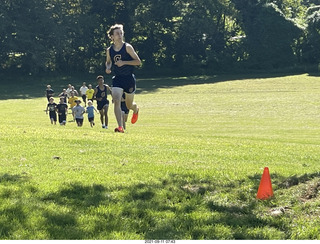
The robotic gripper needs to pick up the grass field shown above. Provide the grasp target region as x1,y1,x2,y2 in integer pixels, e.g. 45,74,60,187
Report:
0,73,320,240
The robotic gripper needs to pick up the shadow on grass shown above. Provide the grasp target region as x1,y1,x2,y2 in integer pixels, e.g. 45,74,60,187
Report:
0,172,265,239
35,173,279,239
0,72,306,100
273,172,320,189
0,173,28,183
1,170,319,239
0,173,34,238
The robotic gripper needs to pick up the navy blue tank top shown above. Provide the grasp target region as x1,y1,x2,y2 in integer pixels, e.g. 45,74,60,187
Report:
95,85,108,101
109,43,134,76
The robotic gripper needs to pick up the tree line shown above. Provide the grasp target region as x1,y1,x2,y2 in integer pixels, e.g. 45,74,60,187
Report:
1,0,320,75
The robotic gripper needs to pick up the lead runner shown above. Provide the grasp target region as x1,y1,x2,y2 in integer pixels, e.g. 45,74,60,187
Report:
105,24,141,133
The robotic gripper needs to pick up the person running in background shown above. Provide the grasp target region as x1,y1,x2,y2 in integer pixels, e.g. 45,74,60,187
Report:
56,97,68,125
86,84,95,102
66,84,73,97
68,91,78,109
79,82,88,107
93,75,110,129
72,100,85,127
86,100,98,127
68,91,79,120
45,85,55,102
58,89,68,103
46,97,57,125
71,86,79,96
105,24,141,133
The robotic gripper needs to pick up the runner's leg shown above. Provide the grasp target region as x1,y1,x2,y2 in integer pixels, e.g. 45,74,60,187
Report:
99,110,104,125
112,87,124,127
124,92,138,113
103,104,109,127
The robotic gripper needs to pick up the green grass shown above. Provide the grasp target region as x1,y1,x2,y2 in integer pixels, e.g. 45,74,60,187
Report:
1,73,320,239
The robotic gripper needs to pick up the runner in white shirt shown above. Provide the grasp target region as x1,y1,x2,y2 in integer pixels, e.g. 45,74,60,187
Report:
79,82,88,107
66,84,73,98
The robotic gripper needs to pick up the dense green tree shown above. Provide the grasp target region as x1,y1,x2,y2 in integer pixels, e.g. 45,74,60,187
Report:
0,0,57,73
0,0,319,74
131,0,241,71
232,0,303,69
301,6,320,64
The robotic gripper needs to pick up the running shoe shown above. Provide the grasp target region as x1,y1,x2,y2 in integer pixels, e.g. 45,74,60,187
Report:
114,126,124,133
131,108,139,124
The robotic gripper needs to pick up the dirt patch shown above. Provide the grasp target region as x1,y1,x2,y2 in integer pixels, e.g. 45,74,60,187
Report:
279,175,300,188
182,185,206,195
269,206,292,216
301,180,320,202
279,173,320,188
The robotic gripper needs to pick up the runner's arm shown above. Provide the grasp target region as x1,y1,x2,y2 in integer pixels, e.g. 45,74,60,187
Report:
105,48,112,74
93,88,97,100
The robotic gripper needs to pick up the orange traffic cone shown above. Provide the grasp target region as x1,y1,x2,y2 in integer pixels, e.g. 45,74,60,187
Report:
256,167,274,200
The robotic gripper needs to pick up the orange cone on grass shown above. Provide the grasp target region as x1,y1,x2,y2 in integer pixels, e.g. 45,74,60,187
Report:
256,167,273,200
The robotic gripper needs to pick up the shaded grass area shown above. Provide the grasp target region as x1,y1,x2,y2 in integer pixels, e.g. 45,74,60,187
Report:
1,170,320,239
0,172,289,239
0,71,316,100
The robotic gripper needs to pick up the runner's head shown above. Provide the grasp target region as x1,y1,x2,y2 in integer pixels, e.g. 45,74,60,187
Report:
96,75,104,85
107,24,124,42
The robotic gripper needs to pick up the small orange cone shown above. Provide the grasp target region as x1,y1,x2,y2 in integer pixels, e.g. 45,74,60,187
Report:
256,167,274,200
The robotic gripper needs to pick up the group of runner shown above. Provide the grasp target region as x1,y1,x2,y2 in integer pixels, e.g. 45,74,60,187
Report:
46,81,100,127
46,76,132,130
45,23,140,133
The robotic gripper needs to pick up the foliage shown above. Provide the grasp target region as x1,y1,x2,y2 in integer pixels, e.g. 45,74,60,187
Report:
232,1,304,69
301,6,320,64
0,0,320,74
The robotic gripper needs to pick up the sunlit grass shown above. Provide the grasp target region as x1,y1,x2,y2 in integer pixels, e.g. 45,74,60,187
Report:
0,73,320,239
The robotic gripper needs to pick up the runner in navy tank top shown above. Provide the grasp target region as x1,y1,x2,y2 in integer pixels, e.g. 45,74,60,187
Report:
105,24,141,133
109,43,137,94
109,43,134,77
93,75,111,129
